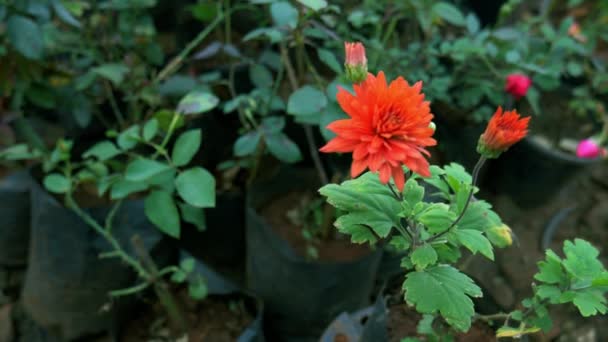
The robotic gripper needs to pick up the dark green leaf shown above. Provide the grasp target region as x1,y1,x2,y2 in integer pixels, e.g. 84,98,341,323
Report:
249,64,274,88
404,265,482,332
110,179,149,199
93,63,129,85
83,141,121,161
234,131,261,157
317,49,341,73
51,0,81,28
7,15,43,59
432,2,465,26
117,125,141,150
265,133,302,163
287,85,327,119
270,1,298,29
143,119,159,141
179,202,206,231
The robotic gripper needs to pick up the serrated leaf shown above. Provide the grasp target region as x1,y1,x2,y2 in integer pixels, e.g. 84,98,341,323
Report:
404,265,481,332
411,244,438,270
337,224,377,244
145,190,180,238
571,290,607,316
535,249,567,284
417,203,456,234
451,229,494,260
175,167,215,208
457,200,501,231
172,129,202,166
562,239,604,287
125,158,172,181
320,171,400,240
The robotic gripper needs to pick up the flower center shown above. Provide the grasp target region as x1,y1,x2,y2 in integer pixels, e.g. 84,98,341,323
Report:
377,108,404,138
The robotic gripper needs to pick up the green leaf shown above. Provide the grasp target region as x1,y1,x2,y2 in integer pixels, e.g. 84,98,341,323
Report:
110,179,149,199
287,85,328,120
51,0,81,28
143,119,159,141
125,159,172,181
317,49,341,73
466,13,479,34
296,0,327,11
403,265,482,332
526,87,541,115
172,129,202,167
417,203,457,234
175,167,216,208
83,141,121,161
270,1,298,29
249,64,273,88
179,202,206,231
401,179,425,216
117,125,141,150
571,290,607,316
145,190,181,238
171,270,187,283
234,131,261,157
320,172,400,240
452,229,494,260
7,15,43,59
43,174,70,194
457,200,501,231
562,239,604,286
443,163,471,193
432,2,465,26
265,133,302,163
93,63,129,85
177,91,219,115
189,275,208,300
535,250,567,284
336,223,378,244
411,244,438,270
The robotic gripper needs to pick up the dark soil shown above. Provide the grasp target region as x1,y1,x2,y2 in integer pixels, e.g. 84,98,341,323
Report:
122,288,254,342
260,191,371,262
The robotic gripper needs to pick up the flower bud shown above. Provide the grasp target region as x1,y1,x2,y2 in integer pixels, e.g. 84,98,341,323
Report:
344,42,368,84
428,122,436,131
477,107,530,159
487,224,513,248
576,139,607,159
505,73,532,100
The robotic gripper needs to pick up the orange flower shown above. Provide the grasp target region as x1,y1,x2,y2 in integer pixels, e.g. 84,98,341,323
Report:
320,71,436,191
477,107,530,158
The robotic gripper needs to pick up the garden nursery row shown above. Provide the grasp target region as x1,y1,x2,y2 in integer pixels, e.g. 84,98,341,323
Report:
0,0,607,341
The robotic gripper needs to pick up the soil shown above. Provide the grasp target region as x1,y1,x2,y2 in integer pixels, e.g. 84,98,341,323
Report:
122,288,255,342
260,190,372,262
387,302,496,342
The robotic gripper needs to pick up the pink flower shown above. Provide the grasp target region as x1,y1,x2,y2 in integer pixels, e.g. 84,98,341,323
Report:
576,139,607,159
344,42,368,83
505,73,532,100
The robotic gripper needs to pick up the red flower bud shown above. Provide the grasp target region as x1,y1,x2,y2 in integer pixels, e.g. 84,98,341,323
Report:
505,73,532,100
477,107,530,158
344,42,368,83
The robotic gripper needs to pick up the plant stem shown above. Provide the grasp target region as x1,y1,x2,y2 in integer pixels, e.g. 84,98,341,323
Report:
131,235,189,334
150,10,225,87
428,156,487,242
475,312,509,322
104,81,126,128
280,43,329,185
387,183,404,201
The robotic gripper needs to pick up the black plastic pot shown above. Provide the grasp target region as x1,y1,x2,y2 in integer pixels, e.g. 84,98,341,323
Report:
487,136,603,208
319,296,388,342
22,183,170,340
0,170,32,267
245,168,383,341
176,191,246,283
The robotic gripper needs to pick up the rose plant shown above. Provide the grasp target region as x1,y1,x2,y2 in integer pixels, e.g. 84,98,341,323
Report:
318,42,607,339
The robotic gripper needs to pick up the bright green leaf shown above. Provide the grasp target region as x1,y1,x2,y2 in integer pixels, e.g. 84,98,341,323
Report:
417,203,457,234
143,119,159,141
411,244,438,270
172,129,202,167
296,0,327,11
175,167,216,208
83,141,121,161
451,229,494,260
117,125,141,150
145,190,181,238
43,174,70,194
110,179,149,199
125,158,172,181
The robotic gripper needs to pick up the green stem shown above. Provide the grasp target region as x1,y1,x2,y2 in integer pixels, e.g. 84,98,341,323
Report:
110,282,151,297
104,81,126,128
428,156,487,242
